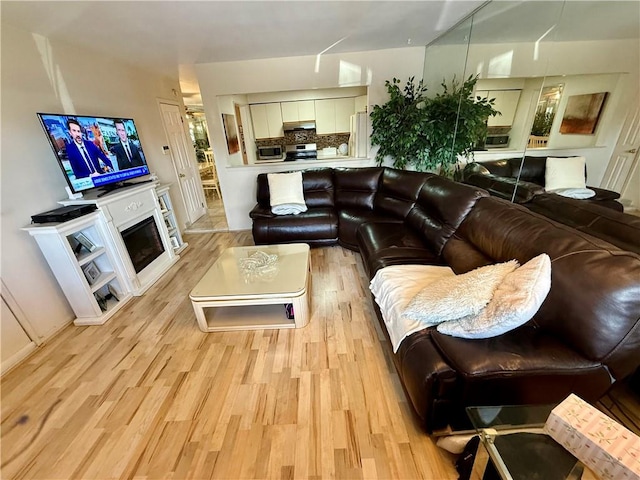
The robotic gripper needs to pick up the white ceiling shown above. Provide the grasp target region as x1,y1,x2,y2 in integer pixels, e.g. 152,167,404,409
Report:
1,0,485,103
4,1,637,105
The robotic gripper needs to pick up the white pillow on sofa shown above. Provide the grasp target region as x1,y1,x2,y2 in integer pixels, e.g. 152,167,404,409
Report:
437,253,551,339
402,260,519,325
545,156,587,191
267,171,307,215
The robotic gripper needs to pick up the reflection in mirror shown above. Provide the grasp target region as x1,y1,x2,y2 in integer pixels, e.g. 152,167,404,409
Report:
423,16,473,98
528,84,563,149
186,106,211,163
423,16,475,174
424,0,639,209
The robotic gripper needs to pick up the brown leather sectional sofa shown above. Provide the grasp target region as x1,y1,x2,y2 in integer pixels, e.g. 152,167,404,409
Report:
462,159,640,255
462,157,624,211
250,167,640,431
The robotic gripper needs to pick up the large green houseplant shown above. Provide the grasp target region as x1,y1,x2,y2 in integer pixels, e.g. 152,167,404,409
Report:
370,75,500,177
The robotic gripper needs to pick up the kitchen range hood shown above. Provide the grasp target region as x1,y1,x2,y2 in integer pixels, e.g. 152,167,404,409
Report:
283,121,316,131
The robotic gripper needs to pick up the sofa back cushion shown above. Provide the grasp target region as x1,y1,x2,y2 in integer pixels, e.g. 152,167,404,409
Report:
374,169,430,219
405,176,488,256
443,196,640,379
482,159,512,177
255,168,335,209
480,157,547,185
514,156,547,184
334,167,383,210
299,168,335,208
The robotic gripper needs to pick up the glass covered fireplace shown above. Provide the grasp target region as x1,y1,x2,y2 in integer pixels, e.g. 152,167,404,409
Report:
121,216,165,273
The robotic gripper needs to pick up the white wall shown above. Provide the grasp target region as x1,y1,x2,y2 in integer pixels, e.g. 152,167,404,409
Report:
196,47,426,230
1,24,184,341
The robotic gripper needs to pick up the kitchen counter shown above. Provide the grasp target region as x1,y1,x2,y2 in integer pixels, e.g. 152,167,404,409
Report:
235,155,367,168
316,152,352,160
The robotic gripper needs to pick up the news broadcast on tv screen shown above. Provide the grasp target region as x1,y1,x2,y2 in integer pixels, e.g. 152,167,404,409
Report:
38,114,150,193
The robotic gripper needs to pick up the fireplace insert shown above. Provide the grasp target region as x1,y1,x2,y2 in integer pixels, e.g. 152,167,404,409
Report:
121,216,164,273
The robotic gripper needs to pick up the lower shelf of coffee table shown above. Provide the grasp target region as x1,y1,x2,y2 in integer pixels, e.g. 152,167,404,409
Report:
199,303,297,331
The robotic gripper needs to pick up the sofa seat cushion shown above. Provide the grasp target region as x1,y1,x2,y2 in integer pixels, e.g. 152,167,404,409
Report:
337,208,396,250
431,326,613,403
252,208,338,245
356,222,442,276
433,328,589,375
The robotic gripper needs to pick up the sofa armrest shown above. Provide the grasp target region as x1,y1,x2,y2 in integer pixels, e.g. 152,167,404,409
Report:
249,204,273,219
462,162,491,180
588,186,621,201
464,173,543,203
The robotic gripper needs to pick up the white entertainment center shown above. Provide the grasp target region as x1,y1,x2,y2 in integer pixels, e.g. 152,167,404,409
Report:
24,182,186,326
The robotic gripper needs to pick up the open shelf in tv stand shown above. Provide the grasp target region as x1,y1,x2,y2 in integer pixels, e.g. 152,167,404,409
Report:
23,212,133,326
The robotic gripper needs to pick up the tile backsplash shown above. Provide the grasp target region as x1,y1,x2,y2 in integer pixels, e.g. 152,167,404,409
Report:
255,131,350,150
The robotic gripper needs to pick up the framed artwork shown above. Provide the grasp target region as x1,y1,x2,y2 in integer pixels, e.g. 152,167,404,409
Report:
559,92,608,135
222,113,240,155
82,261,101,285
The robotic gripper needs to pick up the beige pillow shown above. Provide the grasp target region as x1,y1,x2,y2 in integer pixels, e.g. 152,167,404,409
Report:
545,156,587,191
437,254,551,339
402,260,519,326
267,171,307,215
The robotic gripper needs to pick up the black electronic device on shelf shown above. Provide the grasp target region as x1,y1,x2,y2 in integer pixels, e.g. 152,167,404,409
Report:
31,204,97,224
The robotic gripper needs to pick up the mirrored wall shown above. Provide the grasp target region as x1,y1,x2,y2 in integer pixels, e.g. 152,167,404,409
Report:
423,0,639,199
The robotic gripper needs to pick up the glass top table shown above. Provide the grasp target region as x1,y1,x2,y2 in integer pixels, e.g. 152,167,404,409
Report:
465,405,596,480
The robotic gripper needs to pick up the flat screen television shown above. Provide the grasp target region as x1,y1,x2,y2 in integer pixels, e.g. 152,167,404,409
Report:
37,113,151,195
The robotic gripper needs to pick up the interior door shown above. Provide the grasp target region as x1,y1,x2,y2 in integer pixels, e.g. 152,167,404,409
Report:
159,101,206,225
601,101,640,206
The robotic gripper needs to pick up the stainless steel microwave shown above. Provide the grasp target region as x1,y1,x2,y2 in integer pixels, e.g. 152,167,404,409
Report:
257,145,284,160
485,134,510,148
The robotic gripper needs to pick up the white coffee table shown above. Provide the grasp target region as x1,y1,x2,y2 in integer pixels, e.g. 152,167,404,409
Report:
189,243,311,332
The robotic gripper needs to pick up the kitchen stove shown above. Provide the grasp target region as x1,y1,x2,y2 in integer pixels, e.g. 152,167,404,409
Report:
285,143,317,161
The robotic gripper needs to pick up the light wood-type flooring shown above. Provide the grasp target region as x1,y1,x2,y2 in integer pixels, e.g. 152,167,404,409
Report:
1,232,459,479
186,195,229,233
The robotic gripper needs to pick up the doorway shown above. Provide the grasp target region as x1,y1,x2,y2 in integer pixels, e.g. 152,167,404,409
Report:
158,100,206,225
184,105,229,232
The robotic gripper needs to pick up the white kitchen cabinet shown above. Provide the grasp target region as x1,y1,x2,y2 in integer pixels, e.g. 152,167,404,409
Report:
315,98,355,134
23,212,133,326
355,94,368,113
335,98,355,133
250,103,284,139
477,89,522,127
314,99,334,134
281,100,315,122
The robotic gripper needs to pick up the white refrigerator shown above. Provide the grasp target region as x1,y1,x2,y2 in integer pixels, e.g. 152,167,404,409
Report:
348,112,368,158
